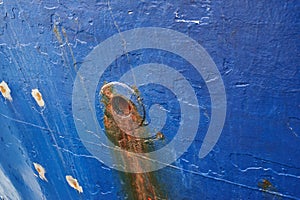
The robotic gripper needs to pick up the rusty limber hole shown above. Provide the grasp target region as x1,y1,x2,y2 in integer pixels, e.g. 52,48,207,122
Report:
100,82,167,199
101,83,150,148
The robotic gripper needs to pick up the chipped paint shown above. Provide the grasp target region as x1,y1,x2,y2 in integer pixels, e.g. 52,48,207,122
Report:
175,19,201,25
33,163,47,182
0,81,12,101
31,89,45,107
65,175,83,193
235,82,250,88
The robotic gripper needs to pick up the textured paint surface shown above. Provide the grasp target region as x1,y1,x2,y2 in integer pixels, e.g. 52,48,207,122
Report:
0,0,299,199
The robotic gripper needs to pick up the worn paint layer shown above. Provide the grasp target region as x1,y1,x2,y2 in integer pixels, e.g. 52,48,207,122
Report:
0,0,299,199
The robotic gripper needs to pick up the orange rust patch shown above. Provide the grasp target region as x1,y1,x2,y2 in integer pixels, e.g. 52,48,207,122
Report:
36,92,42,101
31,89,45,107
258,179,273,190
156,132,164,140
0,86,6,94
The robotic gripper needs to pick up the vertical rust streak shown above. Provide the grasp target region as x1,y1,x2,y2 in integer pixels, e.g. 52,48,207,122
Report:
101,85,166,200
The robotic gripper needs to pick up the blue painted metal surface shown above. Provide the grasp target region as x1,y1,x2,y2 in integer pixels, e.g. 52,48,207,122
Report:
0,0,299,199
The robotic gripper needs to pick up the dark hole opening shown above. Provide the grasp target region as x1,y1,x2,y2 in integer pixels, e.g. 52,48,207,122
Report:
111,95,132,116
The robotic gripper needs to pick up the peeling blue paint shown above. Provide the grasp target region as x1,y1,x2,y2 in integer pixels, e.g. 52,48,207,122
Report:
0,0,299,199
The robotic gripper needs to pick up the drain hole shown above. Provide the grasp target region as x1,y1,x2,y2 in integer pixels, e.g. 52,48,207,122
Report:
111,95,132,117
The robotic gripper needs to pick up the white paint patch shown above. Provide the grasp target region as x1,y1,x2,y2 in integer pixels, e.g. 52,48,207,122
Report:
66,175,83,193
31,89,45,107
0,81,13,101
0,166,21,200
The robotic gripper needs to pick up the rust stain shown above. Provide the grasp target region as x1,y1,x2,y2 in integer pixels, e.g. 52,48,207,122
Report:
53,25,78,72
101,83,167,200
0,86,6,94
258,179,273,191
258,179,282,199
61,27,78,72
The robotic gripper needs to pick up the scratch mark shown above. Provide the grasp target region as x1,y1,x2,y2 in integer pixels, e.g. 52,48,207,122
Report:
235,82,250,88
283,89,300,93
206,76,219,83
233,165,300,179
0,113,52,131
75,38,87,45
53,24,63,44
225,68,233,75
107,0,137,86
44,6,58,10
287,117,299,137
175,19,201,25
165,164,296,199
62,27,78,72
55,145,98,160
55,138,298,199
175,17,210,25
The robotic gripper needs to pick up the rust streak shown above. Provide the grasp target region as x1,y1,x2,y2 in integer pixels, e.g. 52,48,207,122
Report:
101,84,167,200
